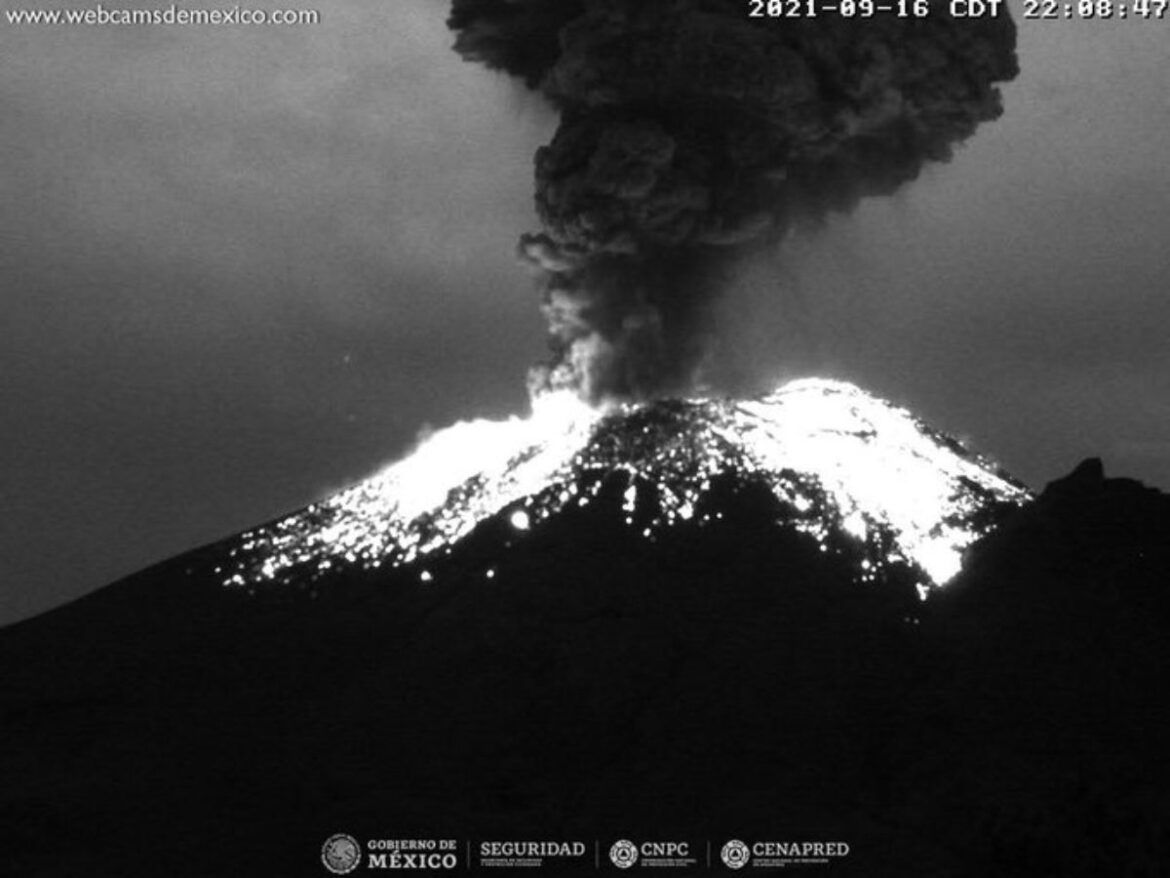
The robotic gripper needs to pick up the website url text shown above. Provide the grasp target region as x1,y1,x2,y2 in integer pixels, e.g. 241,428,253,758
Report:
5,4,320,26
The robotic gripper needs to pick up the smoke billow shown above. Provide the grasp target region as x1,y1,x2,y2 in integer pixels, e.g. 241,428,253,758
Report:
449,0,1018,404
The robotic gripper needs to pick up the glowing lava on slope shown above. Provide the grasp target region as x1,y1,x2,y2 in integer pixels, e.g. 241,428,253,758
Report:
221,379,1029,596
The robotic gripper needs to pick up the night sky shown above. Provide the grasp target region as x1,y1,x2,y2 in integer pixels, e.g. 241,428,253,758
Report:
2,0,1167,624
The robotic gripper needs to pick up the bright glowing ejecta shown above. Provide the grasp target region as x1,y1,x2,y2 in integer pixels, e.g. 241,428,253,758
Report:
223,380,1029,594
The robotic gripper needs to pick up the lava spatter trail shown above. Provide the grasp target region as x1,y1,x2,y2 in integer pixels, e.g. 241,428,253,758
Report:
219,379,1029,594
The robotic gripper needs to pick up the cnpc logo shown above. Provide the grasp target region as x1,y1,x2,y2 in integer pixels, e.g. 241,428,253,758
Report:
610,839,692,868
609,840,638,869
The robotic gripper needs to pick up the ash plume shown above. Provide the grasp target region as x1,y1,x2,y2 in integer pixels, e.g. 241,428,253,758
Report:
449,0,1018,404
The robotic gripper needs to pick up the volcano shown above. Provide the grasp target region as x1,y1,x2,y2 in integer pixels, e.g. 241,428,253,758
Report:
222,379,1028,595
2,382,1168,877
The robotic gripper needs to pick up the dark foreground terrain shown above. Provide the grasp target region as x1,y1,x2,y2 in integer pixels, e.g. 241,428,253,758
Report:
2,459,1168,876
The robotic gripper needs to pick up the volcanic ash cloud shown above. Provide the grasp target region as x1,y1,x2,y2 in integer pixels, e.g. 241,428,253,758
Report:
448,0,1019,404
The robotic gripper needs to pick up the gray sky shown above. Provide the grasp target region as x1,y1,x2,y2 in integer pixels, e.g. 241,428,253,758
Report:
2,0,1167,624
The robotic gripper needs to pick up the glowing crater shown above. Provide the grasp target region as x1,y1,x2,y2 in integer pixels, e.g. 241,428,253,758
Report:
222,379,1030,594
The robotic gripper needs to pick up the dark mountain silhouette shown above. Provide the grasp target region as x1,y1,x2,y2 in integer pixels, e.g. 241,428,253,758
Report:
2,385,1167,877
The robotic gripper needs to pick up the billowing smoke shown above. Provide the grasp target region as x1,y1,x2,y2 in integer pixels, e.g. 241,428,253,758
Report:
449,0,1018,404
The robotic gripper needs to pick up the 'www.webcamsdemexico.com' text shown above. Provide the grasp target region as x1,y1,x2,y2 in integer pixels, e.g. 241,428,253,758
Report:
5,5,320,26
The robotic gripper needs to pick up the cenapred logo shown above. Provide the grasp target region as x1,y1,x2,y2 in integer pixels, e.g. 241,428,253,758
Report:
610,839,639,869
322,834,362,874
721,839,750,870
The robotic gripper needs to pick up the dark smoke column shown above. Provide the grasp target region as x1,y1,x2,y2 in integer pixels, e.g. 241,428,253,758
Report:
449,0,1018,404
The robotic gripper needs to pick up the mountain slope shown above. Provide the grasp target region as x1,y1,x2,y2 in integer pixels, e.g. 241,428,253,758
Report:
222,379,1028,595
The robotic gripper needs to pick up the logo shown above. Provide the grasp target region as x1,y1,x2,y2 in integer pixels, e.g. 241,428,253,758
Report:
721,840,750,870
477,841,587,869
610,839,639,869
322,834,362,874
